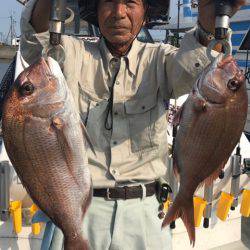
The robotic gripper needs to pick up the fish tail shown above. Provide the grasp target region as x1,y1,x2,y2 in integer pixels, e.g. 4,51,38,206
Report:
64,236,89,250
162,193,195,246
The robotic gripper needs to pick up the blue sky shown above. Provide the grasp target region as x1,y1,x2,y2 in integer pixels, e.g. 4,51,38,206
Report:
0,0,22,42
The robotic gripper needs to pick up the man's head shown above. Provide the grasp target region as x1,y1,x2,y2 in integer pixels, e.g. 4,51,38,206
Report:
97,0,148,46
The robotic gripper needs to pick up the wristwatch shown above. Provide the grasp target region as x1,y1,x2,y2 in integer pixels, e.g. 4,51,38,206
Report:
195,21,232,43
195,21,215,42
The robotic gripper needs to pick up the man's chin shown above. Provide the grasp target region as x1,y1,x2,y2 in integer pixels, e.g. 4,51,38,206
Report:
105,34,134,46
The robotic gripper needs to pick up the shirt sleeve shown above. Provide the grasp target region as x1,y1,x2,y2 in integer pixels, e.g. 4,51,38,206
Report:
158,28,219,99
20,0,50,65
19,0,85,68
20,0,88,108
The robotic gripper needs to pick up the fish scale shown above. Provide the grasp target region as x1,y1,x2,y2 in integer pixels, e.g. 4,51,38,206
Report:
2,57,92,250
21,114,88,219
163,55,248,246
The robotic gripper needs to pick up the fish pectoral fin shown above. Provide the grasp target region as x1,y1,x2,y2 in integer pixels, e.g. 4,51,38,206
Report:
51,117,74,164
81,123,96,156
52,117,64,129
193,92,207,112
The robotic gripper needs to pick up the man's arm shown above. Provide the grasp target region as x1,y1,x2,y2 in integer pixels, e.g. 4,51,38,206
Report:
30,0,51,33
159,0,246,99
160,31,213,99
20,0,51,64
20,0,85,69
198,0,246,50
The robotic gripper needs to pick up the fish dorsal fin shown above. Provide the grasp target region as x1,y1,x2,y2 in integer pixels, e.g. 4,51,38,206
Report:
193,93,207,112
80,122,96,156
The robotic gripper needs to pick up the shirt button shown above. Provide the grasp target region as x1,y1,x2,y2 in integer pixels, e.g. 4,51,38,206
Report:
114,111,118,115
142,106,145,110
195,62,200,68
113,141,117,145
111,169,119,176
116,81,120,85
110,62,116,68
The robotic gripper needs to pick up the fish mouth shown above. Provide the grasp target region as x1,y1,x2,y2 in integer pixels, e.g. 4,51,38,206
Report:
216,55,245,91
216,55,235,68
37,57,64,80
45,57,64,79
215,55,243,79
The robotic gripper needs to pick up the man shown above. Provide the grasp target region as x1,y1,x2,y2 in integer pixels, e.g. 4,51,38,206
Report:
20,0,245,249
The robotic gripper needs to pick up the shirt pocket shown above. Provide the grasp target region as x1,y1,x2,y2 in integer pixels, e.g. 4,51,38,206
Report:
125,95,157,153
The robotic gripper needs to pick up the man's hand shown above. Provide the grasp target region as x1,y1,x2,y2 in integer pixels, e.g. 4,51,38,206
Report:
31,0,51,33
198,0,246,34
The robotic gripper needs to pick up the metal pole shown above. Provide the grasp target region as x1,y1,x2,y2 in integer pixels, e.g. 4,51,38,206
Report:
203,183,214,228
246,50,250,85
246,49,249,74
0,161,11,221
10,14,13,45
5,20,11,45
177,0,180,47
230,145,241,210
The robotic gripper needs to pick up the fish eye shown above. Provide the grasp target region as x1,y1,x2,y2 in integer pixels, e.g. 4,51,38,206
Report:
227,79,240,91
19,82,35,96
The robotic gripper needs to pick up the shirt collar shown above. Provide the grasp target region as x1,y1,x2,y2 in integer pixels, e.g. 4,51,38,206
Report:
125,38,140,76
99,37,114,74
99,37,140,76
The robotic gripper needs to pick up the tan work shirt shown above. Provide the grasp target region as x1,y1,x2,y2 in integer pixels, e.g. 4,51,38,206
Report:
20,0,213,188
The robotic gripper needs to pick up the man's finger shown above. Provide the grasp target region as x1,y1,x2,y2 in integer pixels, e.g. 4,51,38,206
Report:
198,0,210,8
230,0,246,15
199,0,246,8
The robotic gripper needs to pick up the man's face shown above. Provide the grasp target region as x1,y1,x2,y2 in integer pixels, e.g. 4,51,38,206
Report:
98,0,147,45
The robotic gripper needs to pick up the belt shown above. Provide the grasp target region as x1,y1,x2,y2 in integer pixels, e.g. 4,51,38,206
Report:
93,182,157,200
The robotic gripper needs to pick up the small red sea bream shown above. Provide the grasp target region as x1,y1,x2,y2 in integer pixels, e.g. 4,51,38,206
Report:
2,57,93,250
162,55,248,245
